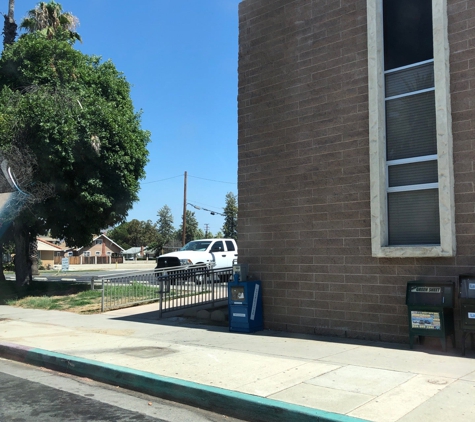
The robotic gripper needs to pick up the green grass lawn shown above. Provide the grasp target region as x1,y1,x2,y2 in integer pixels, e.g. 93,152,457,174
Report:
8,289,103,313
7,283,212,313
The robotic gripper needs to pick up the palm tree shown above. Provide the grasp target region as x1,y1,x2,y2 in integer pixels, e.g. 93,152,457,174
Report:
2,0,17,47
20,1,81,43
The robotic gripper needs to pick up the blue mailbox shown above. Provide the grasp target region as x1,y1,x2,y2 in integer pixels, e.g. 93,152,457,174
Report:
228,264,263,333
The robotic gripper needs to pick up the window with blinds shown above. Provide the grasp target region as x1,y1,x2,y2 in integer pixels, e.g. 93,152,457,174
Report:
367,0,455,257
383,0,439,246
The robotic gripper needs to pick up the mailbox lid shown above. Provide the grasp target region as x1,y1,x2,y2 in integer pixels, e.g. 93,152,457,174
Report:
459,274,475,299
406,281,454,308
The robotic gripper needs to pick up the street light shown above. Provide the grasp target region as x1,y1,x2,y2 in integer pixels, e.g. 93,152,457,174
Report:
183,202,225,244
187,202,224,216
187,203,201,210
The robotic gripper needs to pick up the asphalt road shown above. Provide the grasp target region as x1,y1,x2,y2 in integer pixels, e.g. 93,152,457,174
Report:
0,358,245,422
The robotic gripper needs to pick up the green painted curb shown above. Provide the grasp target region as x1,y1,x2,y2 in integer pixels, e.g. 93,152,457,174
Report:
0,341,368,422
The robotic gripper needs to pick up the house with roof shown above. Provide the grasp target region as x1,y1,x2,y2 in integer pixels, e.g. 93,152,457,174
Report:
75,233,124,264
122,246,155,261
238,0,474,347
37,238,63,269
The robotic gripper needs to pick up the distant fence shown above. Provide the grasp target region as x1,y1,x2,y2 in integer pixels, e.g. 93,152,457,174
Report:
98,264,231,316
56,256,81,265
54,256,124,265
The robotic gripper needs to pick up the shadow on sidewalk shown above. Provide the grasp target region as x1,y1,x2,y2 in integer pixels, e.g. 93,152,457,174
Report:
108,307,472,358
109,308,230,332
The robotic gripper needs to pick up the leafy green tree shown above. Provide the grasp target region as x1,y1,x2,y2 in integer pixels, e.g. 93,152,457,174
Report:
152,205,175,255
107,223,131,250
0,32,150,289
108,219,157,250
126,219,143,247
176,210,199,244
19,1,81,43
222,192,237,240
214,231,223,238
140,220,158,247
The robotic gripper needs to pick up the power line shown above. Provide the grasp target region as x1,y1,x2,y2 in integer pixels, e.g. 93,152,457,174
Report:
141,174,183,185
141,174,236,186
188,200,228,212
187,202,225,216
189,175,236,185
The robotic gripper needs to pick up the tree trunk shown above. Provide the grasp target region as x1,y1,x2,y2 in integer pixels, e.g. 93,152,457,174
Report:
8,0,14,17
30,239,39,275
2,0,17,47
13,221,31,292
0,242,16,303
0,223,15,301
0,242,5,284
2,14,17,46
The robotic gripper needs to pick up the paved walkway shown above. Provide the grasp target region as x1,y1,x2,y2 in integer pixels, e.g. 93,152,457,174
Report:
0,304,474,422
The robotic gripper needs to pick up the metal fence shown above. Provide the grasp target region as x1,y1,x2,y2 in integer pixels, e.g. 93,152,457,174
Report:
99,264,231,317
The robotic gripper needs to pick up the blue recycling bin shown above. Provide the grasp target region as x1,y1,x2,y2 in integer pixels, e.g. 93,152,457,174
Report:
228,279,263,333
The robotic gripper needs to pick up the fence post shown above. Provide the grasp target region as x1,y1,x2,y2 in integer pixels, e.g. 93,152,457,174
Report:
101,279,104,312
90,276,97,290
211,265,215,306
158,278,163,318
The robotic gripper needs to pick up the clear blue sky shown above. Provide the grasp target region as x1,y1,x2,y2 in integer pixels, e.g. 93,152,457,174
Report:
10,0,240,236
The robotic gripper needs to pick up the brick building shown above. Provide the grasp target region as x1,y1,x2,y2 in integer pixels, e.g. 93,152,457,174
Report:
237,0,475,345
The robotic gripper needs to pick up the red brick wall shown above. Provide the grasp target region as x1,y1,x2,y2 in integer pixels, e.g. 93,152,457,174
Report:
238,0,475,344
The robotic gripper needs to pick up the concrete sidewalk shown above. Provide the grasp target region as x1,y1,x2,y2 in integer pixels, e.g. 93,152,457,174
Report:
0,304,474,422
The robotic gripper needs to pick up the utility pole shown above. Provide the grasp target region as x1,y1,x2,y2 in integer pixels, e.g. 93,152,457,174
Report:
204,224,209,238
182,171,187,246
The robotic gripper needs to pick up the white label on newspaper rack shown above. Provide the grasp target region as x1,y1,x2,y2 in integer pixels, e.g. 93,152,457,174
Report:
250,284,259,321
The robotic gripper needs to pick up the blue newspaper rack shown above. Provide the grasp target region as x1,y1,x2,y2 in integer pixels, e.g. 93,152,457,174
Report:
228,279,263,333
